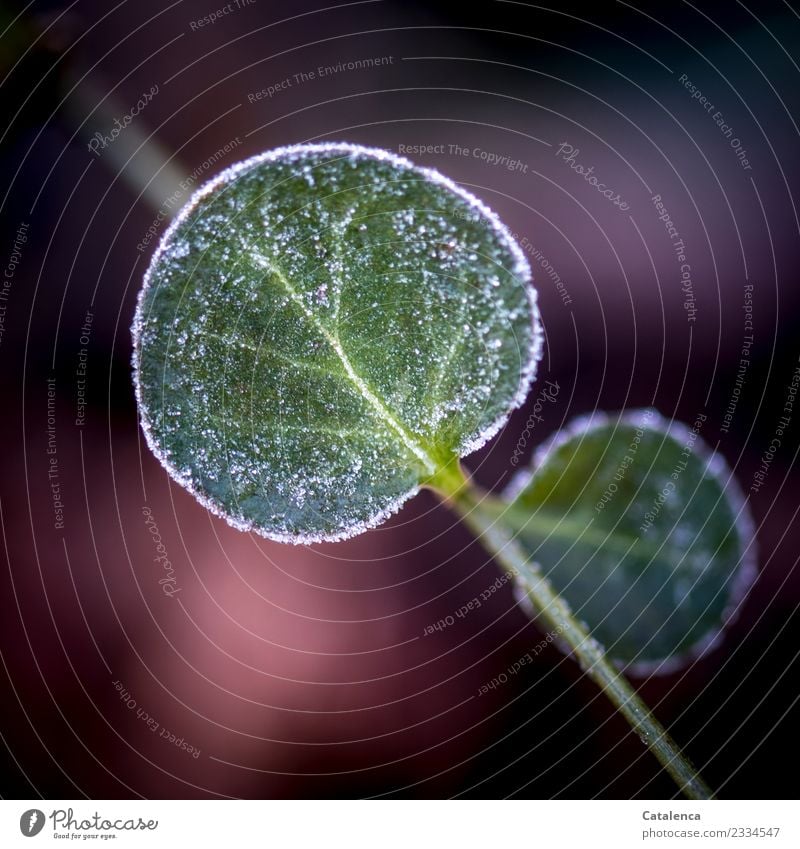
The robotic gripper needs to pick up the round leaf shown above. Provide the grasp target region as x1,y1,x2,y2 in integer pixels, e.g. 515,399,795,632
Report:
502,410,756,673
133,143,541,543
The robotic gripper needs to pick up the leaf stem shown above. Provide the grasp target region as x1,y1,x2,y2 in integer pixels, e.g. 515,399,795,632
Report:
429,463,712,800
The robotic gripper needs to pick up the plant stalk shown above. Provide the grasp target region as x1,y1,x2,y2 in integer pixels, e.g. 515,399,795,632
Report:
429,463,712,800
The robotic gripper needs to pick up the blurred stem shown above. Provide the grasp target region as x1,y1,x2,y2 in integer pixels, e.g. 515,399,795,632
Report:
428,461,712,800
61,72,185,212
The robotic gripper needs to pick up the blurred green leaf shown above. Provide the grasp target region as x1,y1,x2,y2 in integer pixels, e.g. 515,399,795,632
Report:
498,411,756,671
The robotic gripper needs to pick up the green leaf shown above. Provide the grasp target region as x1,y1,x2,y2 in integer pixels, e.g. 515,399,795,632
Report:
133,143,541,543
498,410,756,672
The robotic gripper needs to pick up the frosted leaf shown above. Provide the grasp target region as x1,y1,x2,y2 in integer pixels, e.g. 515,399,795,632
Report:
133,143,542,543
504,410,756,673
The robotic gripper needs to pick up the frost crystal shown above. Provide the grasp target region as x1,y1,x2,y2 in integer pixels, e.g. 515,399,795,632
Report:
132,143,542,542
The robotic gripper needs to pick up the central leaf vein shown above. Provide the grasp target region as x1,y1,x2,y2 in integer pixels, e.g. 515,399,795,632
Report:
252,251,437,475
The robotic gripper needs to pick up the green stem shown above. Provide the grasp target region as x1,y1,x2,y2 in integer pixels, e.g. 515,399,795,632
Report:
427,461,712,800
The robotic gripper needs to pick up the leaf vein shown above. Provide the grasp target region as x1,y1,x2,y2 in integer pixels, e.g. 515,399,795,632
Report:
252,252,437,474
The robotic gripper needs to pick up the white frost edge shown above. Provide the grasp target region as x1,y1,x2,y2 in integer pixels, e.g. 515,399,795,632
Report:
503,408,758,677
131,141,541,544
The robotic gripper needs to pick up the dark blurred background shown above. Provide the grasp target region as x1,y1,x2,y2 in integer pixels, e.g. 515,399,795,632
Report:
1,0,799,799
